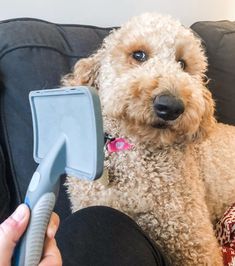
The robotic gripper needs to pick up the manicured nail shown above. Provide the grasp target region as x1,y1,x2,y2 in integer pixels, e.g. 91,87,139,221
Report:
49,223,57,238
12,204,28,222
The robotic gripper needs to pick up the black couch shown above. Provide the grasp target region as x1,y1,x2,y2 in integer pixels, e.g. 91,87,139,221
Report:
0,18,113,222
0,17,234,226
191,20,235,125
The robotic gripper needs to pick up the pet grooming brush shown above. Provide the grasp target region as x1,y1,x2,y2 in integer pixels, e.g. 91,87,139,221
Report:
13,86,104,266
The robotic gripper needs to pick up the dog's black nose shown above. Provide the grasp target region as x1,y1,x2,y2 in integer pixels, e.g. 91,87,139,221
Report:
153,94,185,121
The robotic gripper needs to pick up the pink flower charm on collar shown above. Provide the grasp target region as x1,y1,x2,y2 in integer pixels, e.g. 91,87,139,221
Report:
107,138,134,153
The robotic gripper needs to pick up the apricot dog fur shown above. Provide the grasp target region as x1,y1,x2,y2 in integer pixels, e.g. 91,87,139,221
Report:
62,13,235,265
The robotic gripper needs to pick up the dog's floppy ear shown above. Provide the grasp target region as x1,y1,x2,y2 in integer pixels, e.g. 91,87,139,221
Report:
62,50,103,87
198,88,216,138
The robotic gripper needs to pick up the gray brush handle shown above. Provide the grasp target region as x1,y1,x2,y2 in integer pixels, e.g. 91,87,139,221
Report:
15,193,56,266
26,193,56,265
14,136,65,266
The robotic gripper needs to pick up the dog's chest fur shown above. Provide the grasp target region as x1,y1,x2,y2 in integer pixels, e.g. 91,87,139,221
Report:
66,117,203,218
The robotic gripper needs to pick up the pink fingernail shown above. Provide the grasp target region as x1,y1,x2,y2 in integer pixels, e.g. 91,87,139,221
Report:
12,204,28,222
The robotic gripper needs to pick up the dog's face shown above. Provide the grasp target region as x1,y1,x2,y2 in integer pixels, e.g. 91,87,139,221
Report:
63,13,215,145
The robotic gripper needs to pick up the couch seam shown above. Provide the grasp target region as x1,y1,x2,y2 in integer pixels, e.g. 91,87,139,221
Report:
0,45,85,61
0,144,10,219
0,88,22,203
0,17,115,31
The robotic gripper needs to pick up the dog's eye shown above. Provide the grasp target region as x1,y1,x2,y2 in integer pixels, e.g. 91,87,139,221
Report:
178,59,186,70
132,51,148,62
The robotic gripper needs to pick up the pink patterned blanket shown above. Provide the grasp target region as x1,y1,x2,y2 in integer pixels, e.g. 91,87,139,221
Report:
216,203,235,266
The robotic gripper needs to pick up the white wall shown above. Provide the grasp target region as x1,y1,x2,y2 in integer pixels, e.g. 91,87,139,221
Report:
1,0,235,27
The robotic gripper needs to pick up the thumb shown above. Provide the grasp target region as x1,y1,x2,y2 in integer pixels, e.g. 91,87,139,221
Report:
0,204,30,266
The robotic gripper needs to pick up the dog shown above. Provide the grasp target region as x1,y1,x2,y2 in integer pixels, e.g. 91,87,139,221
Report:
62,13,235,265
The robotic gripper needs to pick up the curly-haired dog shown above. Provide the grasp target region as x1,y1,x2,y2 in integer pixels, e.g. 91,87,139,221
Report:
62,13,235,265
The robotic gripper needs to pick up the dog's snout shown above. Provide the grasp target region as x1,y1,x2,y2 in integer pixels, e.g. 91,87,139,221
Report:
153,94,185,121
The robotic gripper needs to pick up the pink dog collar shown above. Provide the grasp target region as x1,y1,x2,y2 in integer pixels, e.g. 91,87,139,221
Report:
106,137,134,153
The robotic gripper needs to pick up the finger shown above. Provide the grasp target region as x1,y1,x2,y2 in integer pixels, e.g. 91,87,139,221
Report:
0,204,30,266
46,212,60,239
39,237,62,266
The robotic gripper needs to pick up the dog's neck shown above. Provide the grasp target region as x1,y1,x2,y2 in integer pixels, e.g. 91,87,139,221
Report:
103,115,191,151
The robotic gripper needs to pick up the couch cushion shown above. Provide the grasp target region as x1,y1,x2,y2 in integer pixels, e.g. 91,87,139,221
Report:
0,18,112,219
191,20,235,125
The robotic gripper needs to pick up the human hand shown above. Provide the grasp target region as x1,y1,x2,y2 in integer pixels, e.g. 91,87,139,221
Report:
39,211,62,266
0,204,62,266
